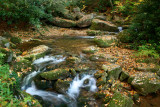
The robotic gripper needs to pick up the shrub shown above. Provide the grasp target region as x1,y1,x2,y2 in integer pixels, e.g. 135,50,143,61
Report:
0,0,76,27
128,0,160,45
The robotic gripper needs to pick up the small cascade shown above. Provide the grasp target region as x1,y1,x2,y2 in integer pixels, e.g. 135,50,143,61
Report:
21,55,98,107
21,55,66,90
118,27,123,32
67,75,97,100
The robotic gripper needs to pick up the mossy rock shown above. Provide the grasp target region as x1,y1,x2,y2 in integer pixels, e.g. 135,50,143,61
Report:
129,72,160,95
94,36,116,48
102,64,122,80
82,46,99,54
66,56,81,64
52,17,76,28
17,45,50,61
40,68,70,80
97,75,107,86
89,54,106,62
54,78,72,94
108,92,133,107
120,71,129,81
90,19,118,32
86,30,102,36
13,59,33,75
10,37,21,44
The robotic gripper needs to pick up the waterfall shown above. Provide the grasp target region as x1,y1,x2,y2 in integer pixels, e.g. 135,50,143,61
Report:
21,55,97,107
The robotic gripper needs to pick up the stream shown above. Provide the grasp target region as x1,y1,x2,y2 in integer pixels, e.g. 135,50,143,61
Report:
21,36,100,107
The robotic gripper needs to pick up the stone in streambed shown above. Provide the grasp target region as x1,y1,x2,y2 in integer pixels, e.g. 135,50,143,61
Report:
54,78,72,94
40,68,70,80
17,45,50,61
94,36,117,48
82,46,99,54
102,64,122,80
128,72,160,95
120,71,129,81
90,19,118,32
108,92,133,107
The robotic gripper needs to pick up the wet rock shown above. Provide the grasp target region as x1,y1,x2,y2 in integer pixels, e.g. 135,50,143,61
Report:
0,36,10,48
40,68,70,80
34,80,52,90
120,71,129,81
90,19,118,32
86,30,102,36
89,54,107,62
17,45,50,61
94,36,117,48
51,17,76,28
77,14,94,28
108,92,133,107
102,64,122,80
54,78,72,94
66,56,81,64
10,36,21,44
82,46,99,54
75,64,90,73
128,72,160,95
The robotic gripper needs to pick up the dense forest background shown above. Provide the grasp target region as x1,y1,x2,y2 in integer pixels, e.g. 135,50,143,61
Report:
0,0,160,106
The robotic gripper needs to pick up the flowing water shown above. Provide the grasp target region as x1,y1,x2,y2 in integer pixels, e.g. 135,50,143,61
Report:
21,36,99,107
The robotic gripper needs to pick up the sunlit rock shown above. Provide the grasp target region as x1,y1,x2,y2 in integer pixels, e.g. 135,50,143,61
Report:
128,72,160,95
90,19,118,32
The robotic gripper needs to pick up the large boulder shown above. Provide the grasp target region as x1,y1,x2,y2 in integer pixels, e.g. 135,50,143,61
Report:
17,45,50,61
51,17,76,28
102,64,122,80
128,72,160,95
40,68,70,80
77,14,94,28
94,35,117,48
108,92,133,107
90,19,118,32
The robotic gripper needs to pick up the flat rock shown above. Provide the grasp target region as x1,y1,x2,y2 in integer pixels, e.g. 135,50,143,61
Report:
17,45,50,60
129,72,160,95
90,19,118,32
82,46,99,54
40,68,70,80
51,17,76,28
